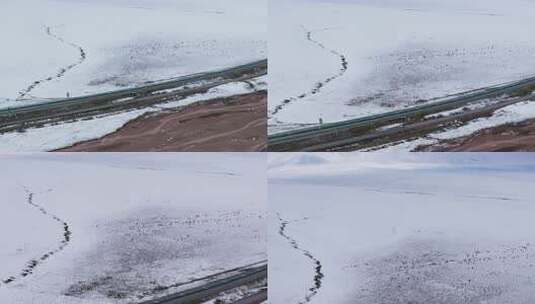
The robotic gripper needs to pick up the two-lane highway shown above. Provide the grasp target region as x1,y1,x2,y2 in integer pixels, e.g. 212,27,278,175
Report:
0,60,267,134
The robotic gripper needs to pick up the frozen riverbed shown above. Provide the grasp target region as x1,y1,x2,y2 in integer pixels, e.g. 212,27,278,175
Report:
0,153,266,303
269,153,535,303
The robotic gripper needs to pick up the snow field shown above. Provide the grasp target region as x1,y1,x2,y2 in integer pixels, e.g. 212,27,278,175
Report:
269,153,535,303
0,153,266,303
269,0,535,131
1,0,266,102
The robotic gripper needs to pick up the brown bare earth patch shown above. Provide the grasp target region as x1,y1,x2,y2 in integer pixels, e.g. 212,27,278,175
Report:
417,118,535,152
57,91,266,152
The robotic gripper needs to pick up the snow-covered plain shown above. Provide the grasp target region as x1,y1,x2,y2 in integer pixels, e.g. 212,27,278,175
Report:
0,153,266,303
269,0,535,131
0,0,266,104
269,153,535,303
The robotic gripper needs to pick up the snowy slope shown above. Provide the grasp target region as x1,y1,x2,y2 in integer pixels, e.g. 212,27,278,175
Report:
374,99,535,151
0,0,266,106
0,153,266,303
269,153,535,303
269,0,535,131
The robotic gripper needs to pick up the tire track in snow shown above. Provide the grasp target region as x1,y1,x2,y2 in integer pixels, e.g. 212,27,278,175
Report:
277,213,323,304
17,26,87,100
271,26,348,117
1,189,72,285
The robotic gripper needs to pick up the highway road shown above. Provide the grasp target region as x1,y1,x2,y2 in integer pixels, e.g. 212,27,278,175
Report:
0,60,267,134
268,75,535,151
138,261,267,304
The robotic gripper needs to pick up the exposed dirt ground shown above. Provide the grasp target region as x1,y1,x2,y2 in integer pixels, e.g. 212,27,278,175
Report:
57,91,267,152
418,118,535,152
